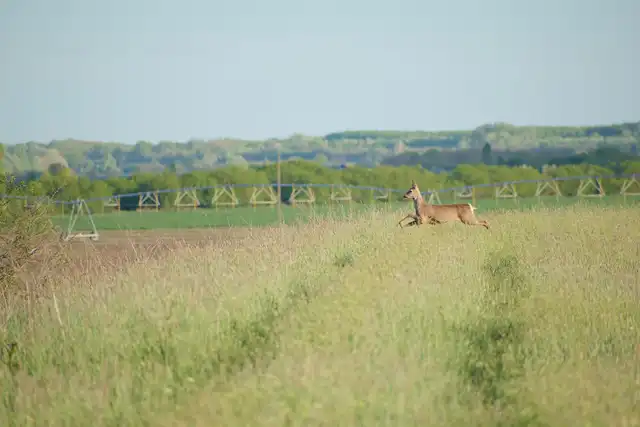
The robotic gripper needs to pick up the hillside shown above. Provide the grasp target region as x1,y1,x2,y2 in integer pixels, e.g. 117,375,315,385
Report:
1,121,638,178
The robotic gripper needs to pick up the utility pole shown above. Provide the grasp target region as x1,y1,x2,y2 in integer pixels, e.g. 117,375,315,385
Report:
276,144,283,225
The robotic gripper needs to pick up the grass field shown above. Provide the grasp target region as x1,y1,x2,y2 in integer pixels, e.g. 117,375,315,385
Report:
1,204,639,426
53,202,392,230
51,195,640,231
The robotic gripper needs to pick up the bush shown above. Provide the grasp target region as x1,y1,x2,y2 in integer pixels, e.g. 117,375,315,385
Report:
0,177,67,305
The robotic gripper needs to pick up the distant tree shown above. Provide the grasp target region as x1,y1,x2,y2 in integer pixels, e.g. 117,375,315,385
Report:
226,155,249,169
482,143,493,165
134,141,154,158
48,163,69,176
313,153,329,164
470,125,491,148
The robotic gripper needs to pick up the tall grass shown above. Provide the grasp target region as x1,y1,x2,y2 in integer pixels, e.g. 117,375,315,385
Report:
1,205,639,426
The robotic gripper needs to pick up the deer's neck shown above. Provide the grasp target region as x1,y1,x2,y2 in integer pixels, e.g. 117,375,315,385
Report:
413,196,428,216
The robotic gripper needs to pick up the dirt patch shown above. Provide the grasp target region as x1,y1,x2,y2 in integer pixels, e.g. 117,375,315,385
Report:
62,227,274,268
79,227,258,245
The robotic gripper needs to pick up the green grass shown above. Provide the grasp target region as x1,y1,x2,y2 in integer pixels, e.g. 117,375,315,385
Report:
1,204,639,426
51,202,396,231
50,195,640,231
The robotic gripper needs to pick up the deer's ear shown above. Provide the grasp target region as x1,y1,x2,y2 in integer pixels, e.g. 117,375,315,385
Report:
411,180,416,186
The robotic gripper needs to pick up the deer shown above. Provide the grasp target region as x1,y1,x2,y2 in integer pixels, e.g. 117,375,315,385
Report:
398,180,490,229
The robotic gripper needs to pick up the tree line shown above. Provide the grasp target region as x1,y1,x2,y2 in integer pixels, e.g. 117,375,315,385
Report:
2,121,639,178
2,159,640,212
383,144,639,171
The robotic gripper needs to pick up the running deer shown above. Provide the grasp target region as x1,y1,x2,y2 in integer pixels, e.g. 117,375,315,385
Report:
398,181,489,229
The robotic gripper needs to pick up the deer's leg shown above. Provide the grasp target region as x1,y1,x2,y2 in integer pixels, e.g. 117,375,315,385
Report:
408,214,422,227
408,215,425,227
398,214,411,228
398,214,419,228
461,216,490,229
468,220,490,229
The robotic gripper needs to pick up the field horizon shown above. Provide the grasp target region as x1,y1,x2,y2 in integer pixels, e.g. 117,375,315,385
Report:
49,194,640,231
1,204,639,426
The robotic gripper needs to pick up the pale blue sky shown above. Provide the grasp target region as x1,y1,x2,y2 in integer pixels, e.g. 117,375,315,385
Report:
0,0,638,144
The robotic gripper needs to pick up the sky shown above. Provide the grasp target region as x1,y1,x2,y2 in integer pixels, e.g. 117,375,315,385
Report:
0,0,638,144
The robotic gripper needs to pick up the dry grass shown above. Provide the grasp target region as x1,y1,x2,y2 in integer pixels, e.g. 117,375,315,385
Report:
1,205,639,426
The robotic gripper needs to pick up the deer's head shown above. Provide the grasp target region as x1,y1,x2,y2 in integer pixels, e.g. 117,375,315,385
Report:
403,180,422,200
